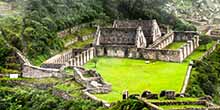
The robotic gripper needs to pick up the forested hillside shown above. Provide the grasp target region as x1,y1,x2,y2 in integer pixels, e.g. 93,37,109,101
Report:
186,45,220,104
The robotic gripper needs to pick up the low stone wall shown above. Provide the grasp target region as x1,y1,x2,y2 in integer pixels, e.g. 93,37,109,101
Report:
83,91,110,107
137,97,163,110
64,34,95,47
22,63,65,78
74,67,111,94
174,31,199,42
152,100,209,107
57,23,90,38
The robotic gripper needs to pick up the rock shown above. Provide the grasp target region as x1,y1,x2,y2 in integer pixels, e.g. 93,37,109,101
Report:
145,61,150,64
199,95,213,102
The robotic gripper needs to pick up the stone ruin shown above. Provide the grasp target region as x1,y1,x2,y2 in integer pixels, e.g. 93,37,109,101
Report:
73,67,111,94
94,19,200,62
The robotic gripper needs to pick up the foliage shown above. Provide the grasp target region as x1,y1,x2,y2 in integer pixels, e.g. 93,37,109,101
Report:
110,99,148,110
186,45,220,104
199,35,212,50
103,0,195,31
0,80,103,110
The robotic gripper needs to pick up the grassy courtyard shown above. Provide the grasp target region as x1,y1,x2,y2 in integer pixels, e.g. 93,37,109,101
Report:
83,41,216,102
85,57,188,102
164,42,186,50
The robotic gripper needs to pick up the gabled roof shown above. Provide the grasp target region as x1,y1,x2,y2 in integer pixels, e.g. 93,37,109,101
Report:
113,20,157,37
98,28,137,46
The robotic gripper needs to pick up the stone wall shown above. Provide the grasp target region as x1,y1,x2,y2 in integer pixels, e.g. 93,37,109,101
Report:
149,33,174,49
74,67,111,94
179,36,200,59
95,32,199,62
57,23,90,38
94,27,147,48
64,33,95,47
141,48,182,62
22,63,65,78
113,20,162,44
66,47,96,67
96,46,140,58
174,31,198,42
42,49,86,68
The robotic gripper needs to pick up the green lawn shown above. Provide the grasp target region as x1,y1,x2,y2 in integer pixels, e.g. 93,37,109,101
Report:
85,57,188,102
164,42,186,50
84,41,217,102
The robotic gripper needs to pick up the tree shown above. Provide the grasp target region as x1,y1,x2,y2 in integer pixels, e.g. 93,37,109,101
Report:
91,58,99,68
199,35,212,50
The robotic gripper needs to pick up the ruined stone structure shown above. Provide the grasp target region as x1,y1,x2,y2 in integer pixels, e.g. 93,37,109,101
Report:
94,20,200,62
74,67,111,94
42,47,96,68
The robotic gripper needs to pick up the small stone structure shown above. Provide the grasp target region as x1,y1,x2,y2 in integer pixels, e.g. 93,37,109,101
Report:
15,50,66,78
74,67,111,94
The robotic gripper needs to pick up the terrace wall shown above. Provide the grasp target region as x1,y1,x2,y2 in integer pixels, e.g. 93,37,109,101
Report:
22,63,65,78
64,33,95,47
57,23,90,38
66,47,96,67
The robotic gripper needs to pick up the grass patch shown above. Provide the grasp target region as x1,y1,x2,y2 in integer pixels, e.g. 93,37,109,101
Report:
64,67,75,75
164,42,185,50
55,81,82,97
184,41,216,62
160,105,206,109
84,57,188,102
65,38,94,49
63,27,96,43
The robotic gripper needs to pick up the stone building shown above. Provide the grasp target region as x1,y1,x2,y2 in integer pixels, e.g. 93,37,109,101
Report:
113,20,162,45
94,27,147,48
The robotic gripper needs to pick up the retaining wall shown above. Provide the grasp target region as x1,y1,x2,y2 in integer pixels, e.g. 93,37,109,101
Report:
149,32,174,49
57,23,90,38
64,34,94,47
22,63,65,78
141,48,182,62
